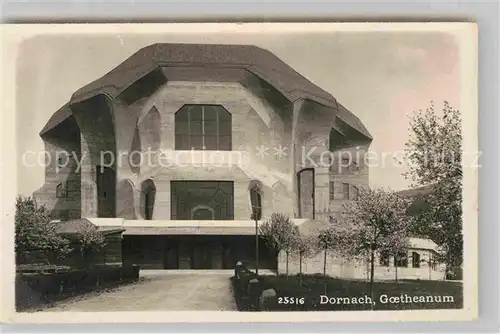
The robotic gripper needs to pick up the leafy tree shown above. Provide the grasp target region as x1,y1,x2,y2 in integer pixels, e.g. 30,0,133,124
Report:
292,233,318,286
404,101,463,271
259,212,298,276
15,196,71,264
339,188,410,299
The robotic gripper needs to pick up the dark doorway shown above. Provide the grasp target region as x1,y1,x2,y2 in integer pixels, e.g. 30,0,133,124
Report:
222,243,236,269
191,242,212,269
96,165,116,217
164,240,179,269
297,168,315,219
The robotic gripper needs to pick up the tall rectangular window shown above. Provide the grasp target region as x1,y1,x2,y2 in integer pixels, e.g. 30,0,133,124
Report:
175,104,232,150
329,181,335,200
412,251,421,268
342,183,350,200
429,252,437,270
352,186,359,200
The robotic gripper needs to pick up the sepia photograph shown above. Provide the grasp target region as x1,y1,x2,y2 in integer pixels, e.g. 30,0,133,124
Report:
1,22,477,323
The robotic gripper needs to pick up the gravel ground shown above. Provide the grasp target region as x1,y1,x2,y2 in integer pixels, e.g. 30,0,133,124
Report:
40,272,237,312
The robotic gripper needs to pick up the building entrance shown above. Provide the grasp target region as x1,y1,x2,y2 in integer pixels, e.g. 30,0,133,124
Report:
122,235,277,270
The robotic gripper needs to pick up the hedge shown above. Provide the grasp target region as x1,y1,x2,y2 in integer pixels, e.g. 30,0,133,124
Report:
231,268,463,311
16,264,140,311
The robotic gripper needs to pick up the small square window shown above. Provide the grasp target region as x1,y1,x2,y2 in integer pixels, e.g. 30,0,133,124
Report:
56,183,67,198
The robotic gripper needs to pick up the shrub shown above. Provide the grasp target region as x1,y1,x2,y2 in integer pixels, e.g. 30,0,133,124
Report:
15,197,71,264
73,222,107,267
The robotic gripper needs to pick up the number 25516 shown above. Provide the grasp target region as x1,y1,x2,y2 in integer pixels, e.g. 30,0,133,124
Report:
277,297,305,305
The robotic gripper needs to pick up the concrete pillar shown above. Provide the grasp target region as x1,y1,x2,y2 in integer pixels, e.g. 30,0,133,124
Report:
314,166,330,221
80,134,98,217
154,175,170,219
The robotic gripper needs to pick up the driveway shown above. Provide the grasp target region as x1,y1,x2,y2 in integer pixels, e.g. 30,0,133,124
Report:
42,270,237,311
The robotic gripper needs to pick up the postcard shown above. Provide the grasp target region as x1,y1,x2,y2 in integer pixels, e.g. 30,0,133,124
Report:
0,22,478,323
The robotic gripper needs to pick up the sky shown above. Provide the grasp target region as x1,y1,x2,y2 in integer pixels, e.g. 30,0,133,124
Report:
15,29,460,196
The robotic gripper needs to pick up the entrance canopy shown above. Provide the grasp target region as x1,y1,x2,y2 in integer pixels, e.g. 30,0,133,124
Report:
86,218,310,236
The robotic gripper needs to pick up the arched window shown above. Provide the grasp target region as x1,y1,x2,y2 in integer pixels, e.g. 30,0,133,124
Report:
175,104,232,151
141,179,156,220
191,205,215,220
249,181,263,221
139,106,161,152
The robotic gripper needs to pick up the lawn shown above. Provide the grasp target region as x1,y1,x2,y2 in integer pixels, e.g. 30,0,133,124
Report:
232,273,463,311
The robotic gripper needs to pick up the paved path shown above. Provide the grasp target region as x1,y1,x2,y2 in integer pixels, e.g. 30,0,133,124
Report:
42,271,237,312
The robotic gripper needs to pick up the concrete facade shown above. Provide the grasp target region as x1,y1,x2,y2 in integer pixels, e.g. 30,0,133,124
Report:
35,79,371,225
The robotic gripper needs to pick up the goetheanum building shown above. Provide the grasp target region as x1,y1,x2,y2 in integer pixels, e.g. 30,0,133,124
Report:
35,43,386,273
